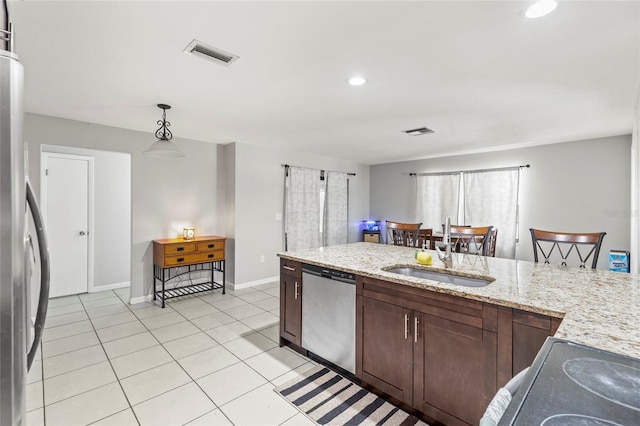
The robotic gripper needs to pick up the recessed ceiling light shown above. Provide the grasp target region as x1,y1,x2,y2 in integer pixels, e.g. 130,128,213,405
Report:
403,127,435,136
525,0,557,18
348,76,366,86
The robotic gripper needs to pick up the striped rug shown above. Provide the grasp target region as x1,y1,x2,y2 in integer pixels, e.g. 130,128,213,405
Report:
275,366,429,426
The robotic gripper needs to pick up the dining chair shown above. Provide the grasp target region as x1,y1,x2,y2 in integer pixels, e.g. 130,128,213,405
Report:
417,228,434,250
486,228,498,257
450,225,494,256
385,221,422,247
529,228,606,269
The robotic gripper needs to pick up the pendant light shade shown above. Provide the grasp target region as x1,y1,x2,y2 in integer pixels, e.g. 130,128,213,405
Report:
144,104,185,158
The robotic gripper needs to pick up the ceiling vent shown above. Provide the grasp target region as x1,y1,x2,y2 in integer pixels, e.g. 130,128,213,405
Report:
184,39,239,66
403,127,435,136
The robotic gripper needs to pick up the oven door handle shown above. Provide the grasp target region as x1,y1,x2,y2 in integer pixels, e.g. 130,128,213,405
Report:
26,179,50,370
480,367,530,425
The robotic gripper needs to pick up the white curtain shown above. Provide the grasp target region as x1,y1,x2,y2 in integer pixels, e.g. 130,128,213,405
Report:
324,171,349,247
415,173,460,231
285,167,323,251
463,169,520,259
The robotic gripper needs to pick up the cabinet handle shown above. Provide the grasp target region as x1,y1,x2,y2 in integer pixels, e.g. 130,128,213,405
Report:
208,254,214,258
294,282,299,299
404,314,409,340
283,266,296,272
208,244,214,248
414,317,419,342
177,247,184,252
177,257,184,262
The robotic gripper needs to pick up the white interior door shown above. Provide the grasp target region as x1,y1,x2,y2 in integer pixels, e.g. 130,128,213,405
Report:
42,153,93,298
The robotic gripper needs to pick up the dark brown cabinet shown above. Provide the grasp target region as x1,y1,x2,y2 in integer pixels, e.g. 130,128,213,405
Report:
357,276,498,426
414,311,496,426
360,296,413,405
275,260,564,426
279,259,302,347
496,307,562,386
512,309,561,373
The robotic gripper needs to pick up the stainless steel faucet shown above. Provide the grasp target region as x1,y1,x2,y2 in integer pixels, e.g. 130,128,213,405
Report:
436,216,453,268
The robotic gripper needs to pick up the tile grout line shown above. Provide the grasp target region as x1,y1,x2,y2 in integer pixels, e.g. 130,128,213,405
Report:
80,290,144,426
40,283,283,426
121,289,233,424
134,285,282,424
123,289,233,425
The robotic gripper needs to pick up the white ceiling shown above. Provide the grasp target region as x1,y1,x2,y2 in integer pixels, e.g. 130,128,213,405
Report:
9,1,640,165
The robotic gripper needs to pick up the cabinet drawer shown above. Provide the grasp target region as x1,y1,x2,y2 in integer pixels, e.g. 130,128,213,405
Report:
197,240,225,252
281,259,302,278
164,243,196,255
165,251,224,267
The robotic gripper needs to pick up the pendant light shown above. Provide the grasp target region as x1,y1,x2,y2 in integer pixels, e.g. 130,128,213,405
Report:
144,104,185,158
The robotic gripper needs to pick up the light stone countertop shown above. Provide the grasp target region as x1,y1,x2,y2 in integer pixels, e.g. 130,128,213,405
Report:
278,242,640,359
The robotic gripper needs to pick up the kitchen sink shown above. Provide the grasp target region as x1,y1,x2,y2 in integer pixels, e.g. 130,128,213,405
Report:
384,267,493,287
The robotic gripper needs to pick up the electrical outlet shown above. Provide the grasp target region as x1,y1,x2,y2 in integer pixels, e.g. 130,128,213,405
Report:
260,255,265,263
275,213,282,221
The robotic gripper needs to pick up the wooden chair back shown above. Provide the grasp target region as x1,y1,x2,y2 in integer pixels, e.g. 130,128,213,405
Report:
450,225,494,256
386,221,422,247
529,228,606,269
417,228,434,250
485,228,498,257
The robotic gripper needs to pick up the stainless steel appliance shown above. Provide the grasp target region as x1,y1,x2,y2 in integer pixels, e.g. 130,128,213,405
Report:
499,338,640,425
301,263,355,374
1,11,51,425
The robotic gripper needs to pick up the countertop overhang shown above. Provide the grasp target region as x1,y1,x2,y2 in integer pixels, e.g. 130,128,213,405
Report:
278,242,640,359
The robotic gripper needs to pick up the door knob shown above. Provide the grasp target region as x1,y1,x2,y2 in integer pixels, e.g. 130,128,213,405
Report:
79,231,86,236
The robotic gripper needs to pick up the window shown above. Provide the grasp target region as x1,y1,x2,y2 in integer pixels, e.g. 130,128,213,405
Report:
416,167,522,258
284,166,349,251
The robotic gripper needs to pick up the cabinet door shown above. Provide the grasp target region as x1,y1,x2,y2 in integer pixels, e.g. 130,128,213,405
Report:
280,273,302,346
413,312,497,426
360,297,413,405
512,310,560,374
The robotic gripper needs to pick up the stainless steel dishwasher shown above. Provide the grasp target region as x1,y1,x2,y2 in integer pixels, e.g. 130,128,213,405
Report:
301,263,355,374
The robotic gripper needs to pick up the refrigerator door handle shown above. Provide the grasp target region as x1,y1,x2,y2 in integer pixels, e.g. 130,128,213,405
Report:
26,179,50,370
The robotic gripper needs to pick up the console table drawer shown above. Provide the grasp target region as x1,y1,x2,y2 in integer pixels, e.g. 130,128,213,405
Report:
197,241,225,252
164,243,197,255
164,251,224,267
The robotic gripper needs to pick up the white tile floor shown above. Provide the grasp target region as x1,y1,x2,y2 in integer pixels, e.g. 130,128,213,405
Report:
26,282,317,426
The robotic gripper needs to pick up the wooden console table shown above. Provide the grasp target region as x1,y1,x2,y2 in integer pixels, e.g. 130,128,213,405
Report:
152,235,226,308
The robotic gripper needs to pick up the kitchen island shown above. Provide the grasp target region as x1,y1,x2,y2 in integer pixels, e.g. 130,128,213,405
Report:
278,242,640,425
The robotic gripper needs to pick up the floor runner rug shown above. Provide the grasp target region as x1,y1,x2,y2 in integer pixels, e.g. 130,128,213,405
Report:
274,365,429,426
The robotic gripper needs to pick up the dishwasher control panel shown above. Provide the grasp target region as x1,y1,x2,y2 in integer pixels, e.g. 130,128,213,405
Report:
302,263,355,283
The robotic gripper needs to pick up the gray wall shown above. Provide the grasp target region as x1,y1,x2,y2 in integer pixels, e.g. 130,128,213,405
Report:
25,114,371,299
229,142,370,286
40,145,131,289
25,113,222,301
370,135,632,269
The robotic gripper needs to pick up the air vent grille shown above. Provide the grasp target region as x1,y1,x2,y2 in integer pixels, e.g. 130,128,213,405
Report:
403,127,435,136
184,39,239,66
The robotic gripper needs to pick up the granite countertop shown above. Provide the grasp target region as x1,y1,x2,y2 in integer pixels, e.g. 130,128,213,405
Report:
278,242,640,359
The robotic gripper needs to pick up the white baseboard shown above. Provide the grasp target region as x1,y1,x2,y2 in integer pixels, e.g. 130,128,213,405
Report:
90,281,130,292
129,295,152,305
231,275,279,291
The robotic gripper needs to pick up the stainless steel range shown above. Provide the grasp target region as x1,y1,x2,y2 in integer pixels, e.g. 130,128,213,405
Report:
500,338,640,425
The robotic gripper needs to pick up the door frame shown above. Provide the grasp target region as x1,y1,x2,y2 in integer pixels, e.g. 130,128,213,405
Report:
41,151,95,293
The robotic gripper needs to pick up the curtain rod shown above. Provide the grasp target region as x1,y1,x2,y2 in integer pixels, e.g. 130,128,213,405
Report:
282,163,356,176
409,164,529,177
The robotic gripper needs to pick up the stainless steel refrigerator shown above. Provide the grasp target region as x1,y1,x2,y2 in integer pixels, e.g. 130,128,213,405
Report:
1,13,50,426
